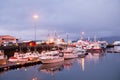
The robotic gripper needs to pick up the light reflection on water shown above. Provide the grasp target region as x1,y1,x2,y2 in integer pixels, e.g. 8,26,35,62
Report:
0,53,120,80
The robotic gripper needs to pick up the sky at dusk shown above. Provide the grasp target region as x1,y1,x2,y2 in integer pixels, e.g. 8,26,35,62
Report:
0,0,120,40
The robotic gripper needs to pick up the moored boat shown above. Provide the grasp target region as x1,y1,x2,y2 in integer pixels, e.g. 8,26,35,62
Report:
8,52,29,62
113,41,120,46
25,51,39,61
40,51,64,64
73,45,88,58
86,42,103,53
63,53,78,59
63,47,78,59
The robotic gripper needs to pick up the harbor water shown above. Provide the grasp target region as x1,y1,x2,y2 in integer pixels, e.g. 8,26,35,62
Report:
0,52,120,80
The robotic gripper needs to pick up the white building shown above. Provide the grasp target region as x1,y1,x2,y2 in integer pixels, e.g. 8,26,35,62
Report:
0,35,18,46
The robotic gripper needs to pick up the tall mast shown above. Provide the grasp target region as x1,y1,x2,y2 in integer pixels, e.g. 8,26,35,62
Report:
54,31,57,40
94,35,96,42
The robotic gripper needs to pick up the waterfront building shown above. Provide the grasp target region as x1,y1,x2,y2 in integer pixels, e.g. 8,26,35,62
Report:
0,35,18,46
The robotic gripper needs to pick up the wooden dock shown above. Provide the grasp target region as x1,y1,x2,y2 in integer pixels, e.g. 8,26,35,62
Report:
0,60,41,72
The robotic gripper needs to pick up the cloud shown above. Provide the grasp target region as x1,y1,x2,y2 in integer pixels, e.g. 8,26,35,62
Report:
0,0,120,40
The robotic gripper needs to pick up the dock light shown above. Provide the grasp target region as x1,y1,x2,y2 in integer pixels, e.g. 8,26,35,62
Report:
29,41,36,47
50,38,54,43
33,15,39,19
82,32,85,35
46,41,49,44
16,62,20,64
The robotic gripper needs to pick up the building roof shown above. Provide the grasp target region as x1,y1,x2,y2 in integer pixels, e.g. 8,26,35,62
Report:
0,35,17,39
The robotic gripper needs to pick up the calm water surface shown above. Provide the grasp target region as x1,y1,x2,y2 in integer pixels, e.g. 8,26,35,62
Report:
0,53,120,80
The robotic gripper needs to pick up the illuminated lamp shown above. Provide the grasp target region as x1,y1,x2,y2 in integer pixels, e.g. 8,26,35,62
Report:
50,38,54,43
29,41,36,47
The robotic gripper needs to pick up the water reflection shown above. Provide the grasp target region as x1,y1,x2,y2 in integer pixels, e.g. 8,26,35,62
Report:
64,59,76,70
39,62,64,75
86,53,105,62
77,52,106,71
1,52,120,80
77,58,85,71
32,77,37,80
0,71,6,77
114,46,120,52
14,65,39,80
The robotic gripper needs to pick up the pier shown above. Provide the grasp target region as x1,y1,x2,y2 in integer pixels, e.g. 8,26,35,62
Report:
0,60,41,72
0,44,65,72
0,43,116,72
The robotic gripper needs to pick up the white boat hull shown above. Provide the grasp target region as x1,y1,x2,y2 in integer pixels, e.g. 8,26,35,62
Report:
8,57,29,62
77,52,88,58
41,57,64,64
19,58,28,62
64,53,78,59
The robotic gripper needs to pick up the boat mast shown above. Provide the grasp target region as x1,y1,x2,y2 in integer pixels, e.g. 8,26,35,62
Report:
54,31,57,40
88,37,90,41
66,33,69,48
94,35,96,42
81,32,85,40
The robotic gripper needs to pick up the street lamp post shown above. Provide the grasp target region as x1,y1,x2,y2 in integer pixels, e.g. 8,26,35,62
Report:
33,14,38,52
33,15,39,41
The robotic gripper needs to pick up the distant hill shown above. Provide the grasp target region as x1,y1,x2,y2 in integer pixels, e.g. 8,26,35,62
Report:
72,36,120,44
99,36,120,44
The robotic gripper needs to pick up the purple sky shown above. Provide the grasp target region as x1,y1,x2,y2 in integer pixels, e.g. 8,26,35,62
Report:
0,0,120,40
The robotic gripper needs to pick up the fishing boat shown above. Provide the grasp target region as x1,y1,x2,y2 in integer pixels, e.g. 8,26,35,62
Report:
25,51,40,61
113,41,120,46
98,41,108,49
74,45,86,53
62,47,78,59
86,42,103,53
73,45,88,57
40,50,64,64
8,52,29,62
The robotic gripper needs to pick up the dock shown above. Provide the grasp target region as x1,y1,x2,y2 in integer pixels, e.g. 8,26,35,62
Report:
0,60,41,72
0,44,65,72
